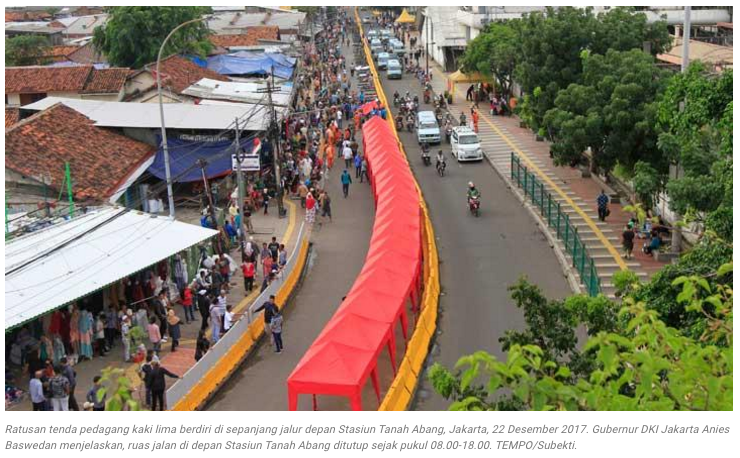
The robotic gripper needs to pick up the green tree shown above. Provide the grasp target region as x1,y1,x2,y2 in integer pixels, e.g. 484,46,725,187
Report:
93,6,212,68
592,7,671,56
544,49,669,172
5,35,51,66
429,263,733,411
657,63,733,238
460,21,520,100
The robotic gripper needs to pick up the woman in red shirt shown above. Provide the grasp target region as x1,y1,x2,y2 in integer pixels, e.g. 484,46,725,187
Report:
181,285,194,324
242,260,256,293
305,191,316,224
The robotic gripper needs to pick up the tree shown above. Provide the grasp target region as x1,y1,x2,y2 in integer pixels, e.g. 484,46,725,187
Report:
429,263,732,411
5,35,51,66
544,49,669,172
93,6,212,68
657,63,733,238
592,7,671,56
460,21,520,100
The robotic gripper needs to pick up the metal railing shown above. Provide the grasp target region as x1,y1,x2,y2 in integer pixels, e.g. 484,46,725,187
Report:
510,153,601,297
165,222,309,409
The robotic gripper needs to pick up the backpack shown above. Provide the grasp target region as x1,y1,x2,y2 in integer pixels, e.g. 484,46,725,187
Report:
270,314,283,333
49,376,68,398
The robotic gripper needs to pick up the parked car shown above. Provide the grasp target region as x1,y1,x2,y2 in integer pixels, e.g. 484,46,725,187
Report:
451,126,483,161
416,111,441,144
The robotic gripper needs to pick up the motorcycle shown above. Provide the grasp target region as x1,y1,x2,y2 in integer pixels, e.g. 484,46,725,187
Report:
395,116,404,131
421,145,431,166
445,125,452,144
436,159,446,176
423,89,431,104
468,196,481,217
393,93,400,107
406,115,414,132
459,114,467,127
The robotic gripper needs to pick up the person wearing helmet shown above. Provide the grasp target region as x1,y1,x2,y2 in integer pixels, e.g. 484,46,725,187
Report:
467,182,480,201
436,150,446,168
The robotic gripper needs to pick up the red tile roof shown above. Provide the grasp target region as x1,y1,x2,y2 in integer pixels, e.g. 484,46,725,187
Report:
145,55,228,94
5,107,20,128
5,11,51,22
43,45,80,62
209,26,280,48
5,104,155,201
5,66,127,95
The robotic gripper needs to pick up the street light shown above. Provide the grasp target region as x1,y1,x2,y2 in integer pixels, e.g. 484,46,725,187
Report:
156,15,211,219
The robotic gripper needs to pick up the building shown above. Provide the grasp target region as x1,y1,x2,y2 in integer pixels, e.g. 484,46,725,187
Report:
58,14,108,40
123,55,229,103
208,10,307,41
209,25,281,52
657,36,733,71
5,65,129,106
5,103,156,205
5,24,64,45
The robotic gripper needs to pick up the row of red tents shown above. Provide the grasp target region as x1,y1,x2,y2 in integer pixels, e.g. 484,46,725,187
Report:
287,115,422,410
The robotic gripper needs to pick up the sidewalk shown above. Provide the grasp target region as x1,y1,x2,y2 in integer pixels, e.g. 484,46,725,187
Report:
424,62,667,298
7,199,299,412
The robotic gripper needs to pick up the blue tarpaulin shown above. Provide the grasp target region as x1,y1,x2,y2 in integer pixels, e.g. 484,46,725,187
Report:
148,136,256,183
207,52,297,79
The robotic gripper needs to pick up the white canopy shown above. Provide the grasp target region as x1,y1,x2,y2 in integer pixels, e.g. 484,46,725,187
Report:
21,97,287,131
182,78,293,106
5,207,217,330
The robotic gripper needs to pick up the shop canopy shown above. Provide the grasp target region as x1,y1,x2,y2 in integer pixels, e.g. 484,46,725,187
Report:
148,136,258,183
207,52,297,79
5,207,217,331
395,8,416,23
448,70,493,84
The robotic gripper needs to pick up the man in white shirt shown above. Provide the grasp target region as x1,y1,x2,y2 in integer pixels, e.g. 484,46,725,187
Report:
343,144,353,169
30,370,46,411
336,109,343,129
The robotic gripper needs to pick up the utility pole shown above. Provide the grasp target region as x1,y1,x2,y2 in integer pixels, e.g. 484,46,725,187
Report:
258,69,287,218
681,6,691,72
234,118,246,262
425,13,429,76
65,162,74,218
198,158,223,256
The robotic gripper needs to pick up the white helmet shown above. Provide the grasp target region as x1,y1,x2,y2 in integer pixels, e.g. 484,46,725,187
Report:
468,182,475,188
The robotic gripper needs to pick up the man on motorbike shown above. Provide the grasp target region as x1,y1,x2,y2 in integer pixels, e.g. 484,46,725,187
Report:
444,120,453,144
467,181,481,201
393,90,400,105
395,113,404,130
436,150,446,170
460,112,467,127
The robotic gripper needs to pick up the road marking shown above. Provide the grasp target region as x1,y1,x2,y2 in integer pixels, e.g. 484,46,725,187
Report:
478,114,628,271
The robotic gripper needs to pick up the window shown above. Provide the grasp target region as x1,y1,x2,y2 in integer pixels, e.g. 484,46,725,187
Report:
458,135,478,145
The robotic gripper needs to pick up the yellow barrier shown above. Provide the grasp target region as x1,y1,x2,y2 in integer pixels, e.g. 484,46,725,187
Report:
170,237,310,411
355,7,441,412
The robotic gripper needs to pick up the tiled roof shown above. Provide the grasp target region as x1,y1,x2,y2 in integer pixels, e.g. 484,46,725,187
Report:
81,68,129,94
209,26,280,47
5,66,127,94
43,45,80,62
145,55,228,94
5,108,20,128
5,11,51,22
5,104,155,201
67,42,106,64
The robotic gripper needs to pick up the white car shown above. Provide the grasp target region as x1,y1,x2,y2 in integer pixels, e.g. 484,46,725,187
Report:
451,126,483,161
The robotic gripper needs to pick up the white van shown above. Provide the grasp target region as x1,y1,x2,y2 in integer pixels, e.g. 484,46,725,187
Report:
377,52,390,70
451,126,483,161
416,111,441,144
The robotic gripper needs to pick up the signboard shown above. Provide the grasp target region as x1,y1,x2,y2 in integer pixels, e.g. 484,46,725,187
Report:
232,153,260,172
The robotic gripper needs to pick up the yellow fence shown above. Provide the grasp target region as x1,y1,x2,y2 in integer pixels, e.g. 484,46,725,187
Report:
170,236,311,411
354,7,441,411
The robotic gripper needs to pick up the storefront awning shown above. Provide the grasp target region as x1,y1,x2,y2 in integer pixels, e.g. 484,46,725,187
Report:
5,207,218,331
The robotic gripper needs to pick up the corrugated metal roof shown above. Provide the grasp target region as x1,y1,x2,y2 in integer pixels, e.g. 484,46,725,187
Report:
5,207,218,330
22,97,287,131
182,77,292,106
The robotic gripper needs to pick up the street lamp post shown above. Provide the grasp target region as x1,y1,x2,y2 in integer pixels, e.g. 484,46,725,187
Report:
156,16,210,219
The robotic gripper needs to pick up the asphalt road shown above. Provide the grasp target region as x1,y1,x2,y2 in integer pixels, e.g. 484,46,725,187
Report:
375,62,572,410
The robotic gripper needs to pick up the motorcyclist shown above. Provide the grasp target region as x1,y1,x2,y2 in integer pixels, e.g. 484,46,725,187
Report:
444,120,453,144
436,150,446,169
467,181,481,201
460,112,467,126
393,90,400,105
395,113,404,129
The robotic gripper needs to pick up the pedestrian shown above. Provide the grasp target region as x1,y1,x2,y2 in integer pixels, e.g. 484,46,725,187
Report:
59,357,78,411
354,153,362,178
181,284,195,324
29,370,46,411
254,295,279,346
320,191,333,221
167,309,181,352
244,209,254,234
341,169,352,197
49,366,70,411
262,188,270,215
305,191,317,224
360,157,368,183
121,315,132,362
241,259,256,293
139,352,154,407
147,317,162,356
197,290,210,331
95,313,107,356
622,224,636,260
223,304,244,334
597,190,610,221
86,376,106,411
270,311,284,354
298,181,309,208
209,298,221,343
218,254,231,291
268,236,280,262
105,307,118,351
262,249,274,278
278,244,288,269
343,143,353,169
194,330,210,362
148,360,179,411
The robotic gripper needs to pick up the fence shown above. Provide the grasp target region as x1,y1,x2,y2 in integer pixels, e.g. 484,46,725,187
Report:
166,222,310,410
510,153,601,297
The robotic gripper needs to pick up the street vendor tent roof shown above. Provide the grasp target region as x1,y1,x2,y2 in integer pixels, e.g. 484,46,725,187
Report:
148,136,258,183
395,8,416,23
5,207,217,330
182,78,293,106
207,52,297,79
448,70,493,84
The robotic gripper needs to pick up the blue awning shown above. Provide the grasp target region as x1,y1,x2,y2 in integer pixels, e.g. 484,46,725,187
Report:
207,52,296,79
148,136,256,183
